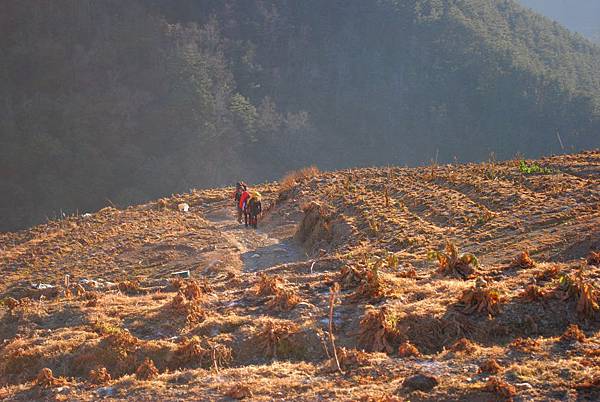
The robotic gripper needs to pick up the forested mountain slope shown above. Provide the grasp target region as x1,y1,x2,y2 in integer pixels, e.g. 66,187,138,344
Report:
518,0,600,42
1,0,600,231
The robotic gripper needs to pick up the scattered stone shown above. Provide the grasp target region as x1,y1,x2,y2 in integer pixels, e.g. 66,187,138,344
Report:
402,374,439,392
171,270,191,279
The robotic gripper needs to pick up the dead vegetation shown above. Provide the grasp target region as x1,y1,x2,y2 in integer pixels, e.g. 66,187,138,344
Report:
428,242,479,279
357,307,400,354
135,358,159,380
484,376,516,401
35,368,68,388
457,279,501,315
279,166,320,193
557,271,599,319
0,152,599,400
511,251,535,269
255,320,300,359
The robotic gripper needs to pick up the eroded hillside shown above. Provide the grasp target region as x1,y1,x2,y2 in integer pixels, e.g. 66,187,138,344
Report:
1,151,599,401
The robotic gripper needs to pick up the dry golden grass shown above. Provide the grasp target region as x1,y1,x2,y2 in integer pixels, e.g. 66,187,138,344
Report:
279,166,320,193
1,152,599,400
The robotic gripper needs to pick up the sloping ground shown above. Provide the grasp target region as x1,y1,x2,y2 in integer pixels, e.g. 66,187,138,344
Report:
0,151,599,401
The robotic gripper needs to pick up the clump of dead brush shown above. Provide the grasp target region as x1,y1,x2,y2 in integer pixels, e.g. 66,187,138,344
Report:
535,265,561,282
2,297,32,315
557,271,599,319
256,273,283,296
89,367,111,384
255,273,300,311
397,341,421,358
224,384,254,399
335,347,372,370
588,251,600,266
83,291,99,307
509,337,540,353
173,336,232,370
171,278,211,300
279,166,319,193
169,293,206,325
519,280,546,302
449,338,477,353
117,279,145,295
478,358,502,375
561,324,586,343
135,358,159,380
255,320,300,359
35,368,68,388
458,278,501,316
357,307,400,354
511,251,535,269
350,262,387,301
484,377,516,401
428,241,479,279
266,287,301,311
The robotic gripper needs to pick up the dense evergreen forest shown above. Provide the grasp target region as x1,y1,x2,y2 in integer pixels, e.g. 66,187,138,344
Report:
518,0,600,42
1,0,600,231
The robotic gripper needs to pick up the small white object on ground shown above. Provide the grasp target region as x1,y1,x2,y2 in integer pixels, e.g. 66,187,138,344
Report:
178,203,190,212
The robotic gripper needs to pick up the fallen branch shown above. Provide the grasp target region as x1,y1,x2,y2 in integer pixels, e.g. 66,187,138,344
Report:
329,282,343,374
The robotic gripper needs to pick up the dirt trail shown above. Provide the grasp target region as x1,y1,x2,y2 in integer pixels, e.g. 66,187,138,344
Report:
202,201,305,273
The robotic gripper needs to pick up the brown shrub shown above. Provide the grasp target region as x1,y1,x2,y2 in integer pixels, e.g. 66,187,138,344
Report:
511,251,535,269
135,358,159,380
35,368,68,388
587,251,600,266
357,307,400,354
168,293,205,326
255,320,300,359
397,341,421,358
561,324,586,343
449,338,477,353
558,272,599,319
458,280,501,315
89,367,111,384
225,384,254,399
266,288,301,311
478,359,502,375
279,166,319,193
509,337,540,353
484,377,516,401
118,280,145,295
183,280,204,301
519,283,546,302
428,242,478,279
256,273,283,297
335,347,372,370
535,265,560,281
350,263,387,301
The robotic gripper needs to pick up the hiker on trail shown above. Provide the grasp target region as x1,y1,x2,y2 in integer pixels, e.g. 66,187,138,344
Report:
233,182,246,223
247,191,262,229
239,186,251,227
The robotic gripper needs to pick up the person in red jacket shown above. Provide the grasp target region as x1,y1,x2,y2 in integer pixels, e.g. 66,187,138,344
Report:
238,187,250,227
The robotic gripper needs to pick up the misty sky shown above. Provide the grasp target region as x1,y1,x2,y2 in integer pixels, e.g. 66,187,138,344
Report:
518,0,600,41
